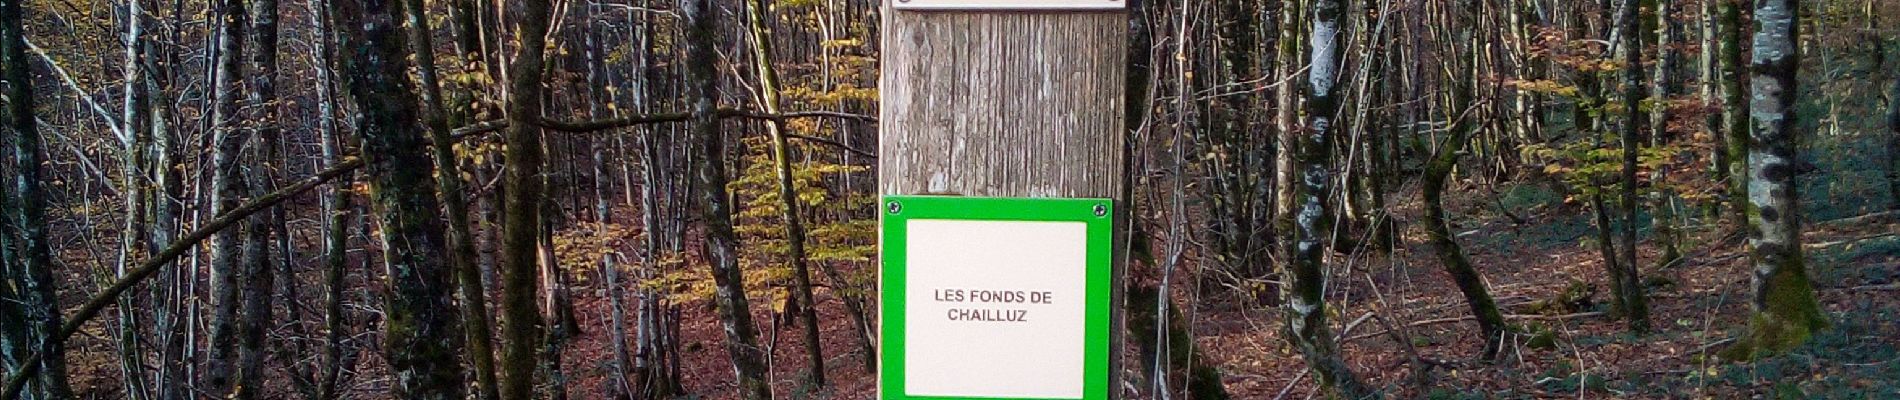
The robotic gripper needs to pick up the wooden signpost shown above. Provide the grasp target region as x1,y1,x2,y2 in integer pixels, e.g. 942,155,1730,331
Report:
878,0,1126,398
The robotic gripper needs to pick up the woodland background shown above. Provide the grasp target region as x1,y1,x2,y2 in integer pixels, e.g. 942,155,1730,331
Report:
0,0,1895,398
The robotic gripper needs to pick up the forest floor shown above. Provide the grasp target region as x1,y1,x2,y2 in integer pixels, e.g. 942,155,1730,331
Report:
550,176,1900,399
49,157,1899,399
547,183,1900,399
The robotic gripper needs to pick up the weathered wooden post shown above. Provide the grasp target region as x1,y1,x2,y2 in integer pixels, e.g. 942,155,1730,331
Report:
878,0,1126,399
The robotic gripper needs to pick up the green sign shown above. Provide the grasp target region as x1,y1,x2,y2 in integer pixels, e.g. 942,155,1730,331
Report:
879,196,1113,400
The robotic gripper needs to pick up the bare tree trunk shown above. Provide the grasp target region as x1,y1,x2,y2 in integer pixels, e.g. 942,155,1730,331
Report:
0,188,27,400
1273,0,1304,227
499,0,553,397
330,0,472,397
146,6,185,396
1422,11,1509,357
629,4,685,393
1574,0,1629,345
685,0,771,396
114,0,153,396
0,0,68,395
537,207,576,400
1704,0,1728,187
399,0,500,396
1614,0,1652,334
1202,0,1277,297
203,0,251,395
743,0,825,388
238,0,281,395
1651,0,1685,269
579,3,635,396
1720,0,1750,222
306,3,352,398
1720,0,1827,360
594,168,633,400
1127,284,1229,400
1888,49,1900,209
1284,0,1375,397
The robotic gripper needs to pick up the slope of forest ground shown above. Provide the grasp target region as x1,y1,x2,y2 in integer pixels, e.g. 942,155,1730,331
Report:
40,140,1900,399
42,136,1897,399
540,133,1899,399
5,0,1894,396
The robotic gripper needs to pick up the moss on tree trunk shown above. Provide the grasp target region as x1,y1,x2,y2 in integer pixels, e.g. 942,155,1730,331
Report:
330,0,471,397
1721,0,1828,361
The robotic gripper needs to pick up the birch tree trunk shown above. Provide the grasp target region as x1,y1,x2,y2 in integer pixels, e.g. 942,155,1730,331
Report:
1721,0,1828,360
1274,0,1305,228
629,1,683,394
1284,0,1375,396
580,3,635,398
146,5,185,397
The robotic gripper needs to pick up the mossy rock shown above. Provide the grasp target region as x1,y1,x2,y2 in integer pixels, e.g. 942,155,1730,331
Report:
1643,275,1675,290
1526,325,1559,350
1424,388,1486,400
1518,280,1597,315
1772,382,1806,400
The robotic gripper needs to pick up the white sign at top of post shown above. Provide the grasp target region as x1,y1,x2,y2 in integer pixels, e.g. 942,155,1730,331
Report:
891,0,1124,10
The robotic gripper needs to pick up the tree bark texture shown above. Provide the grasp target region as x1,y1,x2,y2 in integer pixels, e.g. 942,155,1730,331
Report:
1615,0,1652,333
0,0,70,396
330,0,471,397
1281,0,1376,396
744,0,826,387
685,0,772,397
499,0,553,397
1722,0,1828,360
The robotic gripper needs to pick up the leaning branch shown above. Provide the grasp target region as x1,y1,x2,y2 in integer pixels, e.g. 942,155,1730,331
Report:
2,158,365,400
447,109,879,157
1340,312,1607,343
785,132,874,158
23,37,128,146
540,109,878,132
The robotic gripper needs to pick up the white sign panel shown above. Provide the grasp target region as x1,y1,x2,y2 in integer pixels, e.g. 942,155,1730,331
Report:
904,219,1087,398
892,0,1125,10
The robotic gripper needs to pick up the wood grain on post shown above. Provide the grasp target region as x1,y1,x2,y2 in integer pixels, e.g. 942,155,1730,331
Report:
879,2,1127,397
